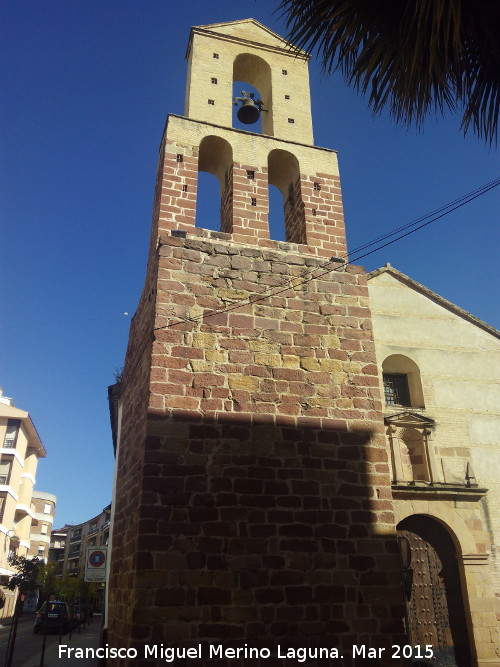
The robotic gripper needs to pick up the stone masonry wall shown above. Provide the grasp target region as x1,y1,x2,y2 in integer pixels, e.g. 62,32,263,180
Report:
107,265,156,640
107,152,163,640
108,231,406,666
150,235,373,421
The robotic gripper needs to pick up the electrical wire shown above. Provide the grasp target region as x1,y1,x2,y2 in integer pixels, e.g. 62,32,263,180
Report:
152,176,500,333
116,176,500,385
347,177,500,256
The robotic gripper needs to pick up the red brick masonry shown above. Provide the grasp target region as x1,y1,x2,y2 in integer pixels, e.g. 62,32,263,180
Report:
108,230,406,666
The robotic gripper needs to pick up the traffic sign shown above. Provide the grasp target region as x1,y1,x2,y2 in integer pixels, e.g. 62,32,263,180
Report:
84,546,108,582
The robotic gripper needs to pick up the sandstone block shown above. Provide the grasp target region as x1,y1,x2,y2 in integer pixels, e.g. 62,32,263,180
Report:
228,375,260,390
324,334,341,348
254,352,282,367
217,287,249,301
192,332,217,348
248,339,279,353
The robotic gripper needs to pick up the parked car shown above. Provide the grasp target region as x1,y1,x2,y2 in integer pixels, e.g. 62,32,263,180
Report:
33,601,71,634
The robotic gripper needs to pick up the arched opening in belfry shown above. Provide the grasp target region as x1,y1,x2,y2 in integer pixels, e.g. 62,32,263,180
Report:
233,53,272,135
196,135,233,233
268,149,306,244
268,185,286,241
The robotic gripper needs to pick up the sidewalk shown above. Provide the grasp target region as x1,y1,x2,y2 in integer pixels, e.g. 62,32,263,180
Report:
19,617,103,667
0,614,35,628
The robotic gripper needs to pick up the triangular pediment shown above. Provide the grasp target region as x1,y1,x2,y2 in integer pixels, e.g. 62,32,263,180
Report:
384,411,435,428
191,19,308,58
368,264,499,339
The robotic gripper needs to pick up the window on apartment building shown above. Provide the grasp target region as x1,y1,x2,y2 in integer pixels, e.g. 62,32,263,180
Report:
383,374,411,406
0,497,5,522
0,459,12,485
38,547,45,557
3,419,20,449
41,524,48,534
44,503,51,514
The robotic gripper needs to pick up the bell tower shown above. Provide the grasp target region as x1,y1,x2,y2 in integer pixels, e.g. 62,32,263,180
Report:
184,20,314,142
153,19,347,254
108,19,405,665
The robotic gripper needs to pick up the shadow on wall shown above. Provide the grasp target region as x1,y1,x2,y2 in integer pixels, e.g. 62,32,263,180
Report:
109,409,407,667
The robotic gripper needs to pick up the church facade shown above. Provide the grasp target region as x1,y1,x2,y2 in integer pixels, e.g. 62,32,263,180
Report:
367,265,500,666
107,20,499,667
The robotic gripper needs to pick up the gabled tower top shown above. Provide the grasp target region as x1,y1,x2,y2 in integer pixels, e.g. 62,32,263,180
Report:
184,19,314,144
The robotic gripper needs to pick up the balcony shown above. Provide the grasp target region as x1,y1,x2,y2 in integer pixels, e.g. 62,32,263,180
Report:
69,534,82,543
15,504,35,518
50,542,65,550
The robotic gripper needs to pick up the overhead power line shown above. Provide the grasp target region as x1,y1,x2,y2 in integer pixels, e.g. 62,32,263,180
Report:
347,178,500,257
152,176,500,333
120,176,499,386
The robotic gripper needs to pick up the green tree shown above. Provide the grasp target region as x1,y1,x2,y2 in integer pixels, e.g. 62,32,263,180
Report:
7,555,39,595
36,561,58,604
279,0,500,142
56,575,83,603
80,580,99,603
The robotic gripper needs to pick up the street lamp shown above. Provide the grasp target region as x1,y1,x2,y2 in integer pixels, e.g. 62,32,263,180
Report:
5,530,19,562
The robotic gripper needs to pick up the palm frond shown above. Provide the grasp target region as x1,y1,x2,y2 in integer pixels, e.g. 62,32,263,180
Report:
278,0,500,143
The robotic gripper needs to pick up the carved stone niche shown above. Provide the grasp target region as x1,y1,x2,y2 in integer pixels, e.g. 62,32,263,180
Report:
385,412,438,484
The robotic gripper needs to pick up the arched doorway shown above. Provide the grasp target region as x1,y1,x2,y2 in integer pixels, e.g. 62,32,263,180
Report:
397,515,471,666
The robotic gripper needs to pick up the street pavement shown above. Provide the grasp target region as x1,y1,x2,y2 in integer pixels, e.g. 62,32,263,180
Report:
0,614,102,667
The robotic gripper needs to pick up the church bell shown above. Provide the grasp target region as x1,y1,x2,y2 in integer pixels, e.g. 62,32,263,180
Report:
234,91,264,125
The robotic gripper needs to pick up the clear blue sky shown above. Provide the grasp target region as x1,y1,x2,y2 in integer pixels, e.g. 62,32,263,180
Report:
1,1,498,528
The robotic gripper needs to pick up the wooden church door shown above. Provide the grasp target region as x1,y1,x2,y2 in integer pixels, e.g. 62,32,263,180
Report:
397,515,471,666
